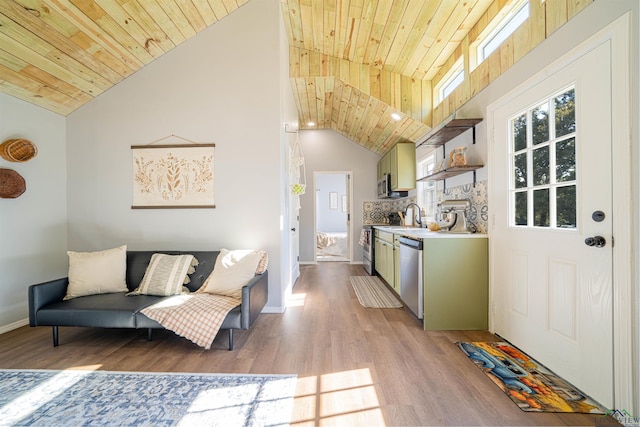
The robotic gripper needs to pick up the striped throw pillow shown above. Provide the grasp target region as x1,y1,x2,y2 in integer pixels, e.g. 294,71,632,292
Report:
128,254,197,296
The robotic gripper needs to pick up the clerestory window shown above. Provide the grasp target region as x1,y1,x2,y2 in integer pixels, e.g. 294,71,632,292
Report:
434,58,464,106
477,0,529,65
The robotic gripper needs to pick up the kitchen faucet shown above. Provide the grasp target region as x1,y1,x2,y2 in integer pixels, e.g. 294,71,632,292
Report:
404,203,423,227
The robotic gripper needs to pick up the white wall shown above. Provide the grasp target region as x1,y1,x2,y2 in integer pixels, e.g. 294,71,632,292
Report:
65,0,287,310
280,8,300,303
298,130,379,263
0,93,67,331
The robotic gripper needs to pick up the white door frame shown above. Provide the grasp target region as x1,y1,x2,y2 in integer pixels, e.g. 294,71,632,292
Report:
487,13,633,411
313,171,353,263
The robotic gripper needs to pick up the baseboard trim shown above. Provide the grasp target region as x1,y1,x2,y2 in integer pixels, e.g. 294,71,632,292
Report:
261,306,285,314
0,318,29,335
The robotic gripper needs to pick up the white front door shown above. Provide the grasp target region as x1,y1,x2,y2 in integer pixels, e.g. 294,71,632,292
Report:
491,41,613,407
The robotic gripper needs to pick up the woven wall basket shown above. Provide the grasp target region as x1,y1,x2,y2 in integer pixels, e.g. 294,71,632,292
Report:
0,168,26,198
0,139,38,162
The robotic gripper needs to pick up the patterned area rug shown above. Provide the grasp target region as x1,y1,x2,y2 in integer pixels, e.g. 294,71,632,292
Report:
350,276,402,308
457,342,607,414
0,369,297,426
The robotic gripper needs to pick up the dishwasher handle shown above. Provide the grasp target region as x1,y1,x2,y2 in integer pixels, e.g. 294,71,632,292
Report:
399,236,423,250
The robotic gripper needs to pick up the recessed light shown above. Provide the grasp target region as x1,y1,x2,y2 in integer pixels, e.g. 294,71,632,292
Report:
307,122,316,127
391,113,401,121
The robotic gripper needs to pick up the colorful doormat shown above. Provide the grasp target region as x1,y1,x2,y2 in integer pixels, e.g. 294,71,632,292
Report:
350,276,402,308
0,369,297,426
457,342,607,414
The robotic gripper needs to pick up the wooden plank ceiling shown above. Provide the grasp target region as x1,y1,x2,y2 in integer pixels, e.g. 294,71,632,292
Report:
0,0,495,155
0,0,246,115
281,0,494,154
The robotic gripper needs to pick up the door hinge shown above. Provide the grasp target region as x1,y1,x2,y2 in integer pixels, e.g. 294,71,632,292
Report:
611,236,614,248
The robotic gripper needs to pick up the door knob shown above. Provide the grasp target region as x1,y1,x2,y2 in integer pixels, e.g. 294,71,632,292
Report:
291,227,296,232
585,236,606,248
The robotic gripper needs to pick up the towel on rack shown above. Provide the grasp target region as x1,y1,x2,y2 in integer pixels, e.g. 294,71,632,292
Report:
358,229,368,246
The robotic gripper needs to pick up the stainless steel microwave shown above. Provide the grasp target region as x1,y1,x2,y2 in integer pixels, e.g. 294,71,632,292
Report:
377,173,408,199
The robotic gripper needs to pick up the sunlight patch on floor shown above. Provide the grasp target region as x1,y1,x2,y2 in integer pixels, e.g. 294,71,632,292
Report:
286,292,307,307
290,368,385,426
0,367,100,424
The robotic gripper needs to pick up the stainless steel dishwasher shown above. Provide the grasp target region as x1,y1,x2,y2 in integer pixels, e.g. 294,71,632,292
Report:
399,235,423,319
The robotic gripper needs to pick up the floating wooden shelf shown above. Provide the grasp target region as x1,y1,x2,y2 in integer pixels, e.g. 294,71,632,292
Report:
417,165,483,182
417,118,482,147
416,116,484,190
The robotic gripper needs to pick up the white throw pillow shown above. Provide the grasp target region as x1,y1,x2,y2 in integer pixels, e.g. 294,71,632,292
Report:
128,253,197,296
199,249,265,299
65,245,128,300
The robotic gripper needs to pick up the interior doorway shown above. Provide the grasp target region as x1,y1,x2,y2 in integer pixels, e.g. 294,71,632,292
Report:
314,172,352,262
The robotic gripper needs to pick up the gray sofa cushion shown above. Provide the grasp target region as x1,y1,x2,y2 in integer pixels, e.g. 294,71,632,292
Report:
37,292,166,328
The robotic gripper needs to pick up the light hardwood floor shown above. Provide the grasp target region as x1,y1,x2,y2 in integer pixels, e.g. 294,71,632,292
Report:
0,262,614,426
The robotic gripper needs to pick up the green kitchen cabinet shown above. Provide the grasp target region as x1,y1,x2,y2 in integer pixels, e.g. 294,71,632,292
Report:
422,237,488,330
389,142,416,191
377,142,416,190
374,236,384,277
377,152,390,180
393,235,400,294
374,230,395,288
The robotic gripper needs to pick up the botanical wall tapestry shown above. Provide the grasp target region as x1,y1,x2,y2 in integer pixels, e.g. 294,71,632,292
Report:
131,144,215,208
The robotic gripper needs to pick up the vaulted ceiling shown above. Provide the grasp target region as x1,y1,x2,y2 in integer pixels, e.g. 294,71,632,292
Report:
281,0,495,153
0,0,247,116
0,0,497,154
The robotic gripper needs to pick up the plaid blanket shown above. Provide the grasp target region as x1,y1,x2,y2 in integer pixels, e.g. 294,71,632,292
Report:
141,293,241,349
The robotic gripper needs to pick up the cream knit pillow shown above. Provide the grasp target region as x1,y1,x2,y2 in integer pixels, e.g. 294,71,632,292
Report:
65,245,128,300
199,249,265,299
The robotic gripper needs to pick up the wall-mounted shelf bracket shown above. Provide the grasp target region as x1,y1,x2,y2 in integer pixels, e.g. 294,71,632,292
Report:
444,170,478,191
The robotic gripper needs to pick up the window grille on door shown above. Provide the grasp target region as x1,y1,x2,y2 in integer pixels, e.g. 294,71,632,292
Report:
510,87,576,229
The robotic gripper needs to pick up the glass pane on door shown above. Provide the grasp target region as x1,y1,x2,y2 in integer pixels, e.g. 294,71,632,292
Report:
532,102,549,145
513,114,527,151
514,153,527,188
555,89,576,137
510,86,577,229
556,138,576,182
534,188,550,227
533,146,550,185
557,185,577,228
514,192,528,225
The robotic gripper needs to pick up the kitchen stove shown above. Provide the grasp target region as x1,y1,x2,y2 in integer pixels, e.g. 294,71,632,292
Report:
362,226,375,275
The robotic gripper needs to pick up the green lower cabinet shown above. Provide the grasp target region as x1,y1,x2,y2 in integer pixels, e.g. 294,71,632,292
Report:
374,237,385,277
393,243,400,294
422,238,488,330
375,231,396,289
381,241,394,287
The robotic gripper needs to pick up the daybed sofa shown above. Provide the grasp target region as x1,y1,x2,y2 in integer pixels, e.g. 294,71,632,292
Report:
28,250,268,350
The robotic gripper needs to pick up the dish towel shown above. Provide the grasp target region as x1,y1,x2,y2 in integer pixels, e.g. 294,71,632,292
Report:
358,229,368,246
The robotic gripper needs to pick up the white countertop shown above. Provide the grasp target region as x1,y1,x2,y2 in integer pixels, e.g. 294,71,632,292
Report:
372,225,488,239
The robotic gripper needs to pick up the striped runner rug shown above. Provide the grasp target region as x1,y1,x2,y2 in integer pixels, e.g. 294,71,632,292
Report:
350,276,403,308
